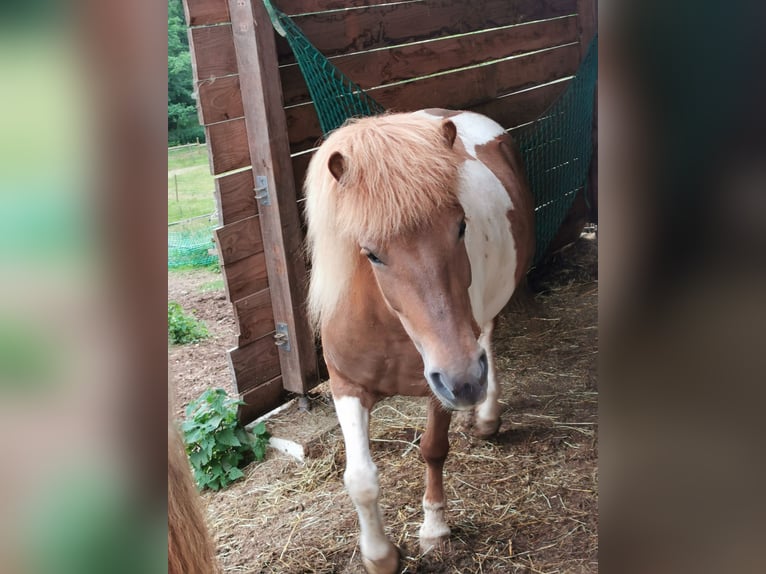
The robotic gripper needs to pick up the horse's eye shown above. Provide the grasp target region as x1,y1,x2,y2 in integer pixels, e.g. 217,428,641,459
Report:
458,219,467,238
366,251,382,265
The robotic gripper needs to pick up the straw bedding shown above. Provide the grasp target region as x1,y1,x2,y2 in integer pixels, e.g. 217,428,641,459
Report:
201,234,598,573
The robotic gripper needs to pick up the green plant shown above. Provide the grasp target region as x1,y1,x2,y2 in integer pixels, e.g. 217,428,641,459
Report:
181,388,270,490
168,301,209,344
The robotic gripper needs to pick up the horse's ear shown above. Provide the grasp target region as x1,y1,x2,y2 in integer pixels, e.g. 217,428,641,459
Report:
441,120,458,148
328,151,346,182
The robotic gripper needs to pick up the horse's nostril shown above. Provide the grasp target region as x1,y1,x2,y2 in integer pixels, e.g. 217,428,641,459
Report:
478,351,488,382
429,371,454,400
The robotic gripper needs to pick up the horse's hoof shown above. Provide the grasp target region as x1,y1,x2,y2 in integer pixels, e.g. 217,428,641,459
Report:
418,519,451,554
419,532,450,554
361,542,401,574
473,417,501,438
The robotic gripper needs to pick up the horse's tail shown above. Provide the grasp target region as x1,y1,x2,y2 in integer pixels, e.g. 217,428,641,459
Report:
168,419,219,574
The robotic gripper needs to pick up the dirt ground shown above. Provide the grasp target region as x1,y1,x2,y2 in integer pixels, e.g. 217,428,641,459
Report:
168,271,237,421
169,234,598,573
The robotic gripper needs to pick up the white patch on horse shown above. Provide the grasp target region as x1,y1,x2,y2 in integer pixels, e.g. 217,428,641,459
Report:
475,322,501,434
419,497,451,549
333,396,392,561
458,159,518,326
415,109,519,324
415,109,504,158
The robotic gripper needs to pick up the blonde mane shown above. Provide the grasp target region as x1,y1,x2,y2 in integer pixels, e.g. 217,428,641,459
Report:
304,113,461,332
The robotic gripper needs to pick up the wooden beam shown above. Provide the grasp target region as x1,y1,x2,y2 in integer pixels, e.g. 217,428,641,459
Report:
470,79,572,131
374,43,580,108
285,42,581,153
273,0,411,16
214,214,264,266
215,169,258,225
233,288,276,346
275,0,578,63
227,333,281,394
197,74,244,125
189,24,238,81
279,16,580,106
183,0,230,27
205,118,250,174
577,0,597,60
221,250,268,303
237,375,287,424
227,0,319,394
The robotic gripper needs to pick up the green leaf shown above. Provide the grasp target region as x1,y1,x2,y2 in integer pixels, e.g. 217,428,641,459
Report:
180,419,198,433
183,427,204,445
207,414,224,430
253,441,266,461
200,437,215,459
235,428,252,446
252,421,267,436
188,450,207,468
216,428,241,447
220,451,238,469
227,467,244,480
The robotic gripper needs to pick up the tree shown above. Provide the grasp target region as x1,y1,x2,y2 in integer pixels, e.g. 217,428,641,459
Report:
168,0,204,145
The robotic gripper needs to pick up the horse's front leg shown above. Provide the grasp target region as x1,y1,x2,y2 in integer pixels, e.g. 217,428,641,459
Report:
474,320,501,437
333,392,399,574
419,397,452,551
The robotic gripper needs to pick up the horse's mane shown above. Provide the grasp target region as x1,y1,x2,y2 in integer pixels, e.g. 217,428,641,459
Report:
304,113,461,332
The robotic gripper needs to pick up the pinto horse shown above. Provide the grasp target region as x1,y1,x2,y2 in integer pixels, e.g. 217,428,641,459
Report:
304,109,535,573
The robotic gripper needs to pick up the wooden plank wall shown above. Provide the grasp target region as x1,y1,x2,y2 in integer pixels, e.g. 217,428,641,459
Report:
188,0,595,191
184,0,597,423
184,0,320,423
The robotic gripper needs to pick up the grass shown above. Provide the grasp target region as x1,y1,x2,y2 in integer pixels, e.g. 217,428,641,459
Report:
168,144,216,224
199,278,225,292
168,144,209,171
168,260,220,274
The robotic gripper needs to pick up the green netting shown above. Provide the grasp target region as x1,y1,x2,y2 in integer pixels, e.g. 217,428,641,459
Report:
168,215,218,268
515,38,598,263
263,0,597,264
264,0,385,134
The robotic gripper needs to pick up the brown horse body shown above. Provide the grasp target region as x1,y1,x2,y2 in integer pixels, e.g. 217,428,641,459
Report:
304,109,534,573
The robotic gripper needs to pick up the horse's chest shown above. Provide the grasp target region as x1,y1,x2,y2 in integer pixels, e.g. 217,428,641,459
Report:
322,299,429,398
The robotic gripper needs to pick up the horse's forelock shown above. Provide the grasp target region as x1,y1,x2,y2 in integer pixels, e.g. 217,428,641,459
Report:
332,115,460,241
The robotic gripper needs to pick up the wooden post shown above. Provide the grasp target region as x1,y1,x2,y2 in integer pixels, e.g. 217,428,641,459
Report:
226,0,319,394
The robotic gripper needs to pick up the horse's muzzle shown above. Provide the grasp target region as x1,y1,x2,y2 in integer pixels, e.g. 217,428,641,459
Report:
427,351,488,410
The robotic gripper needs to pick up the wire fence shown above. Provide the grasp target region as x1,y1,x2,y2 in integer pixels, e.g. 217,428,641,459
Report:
168,213,219,268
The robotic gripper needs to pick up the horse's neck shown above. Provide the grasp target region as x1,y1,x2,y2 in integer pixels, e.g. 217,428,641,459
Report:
320,261,426,395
